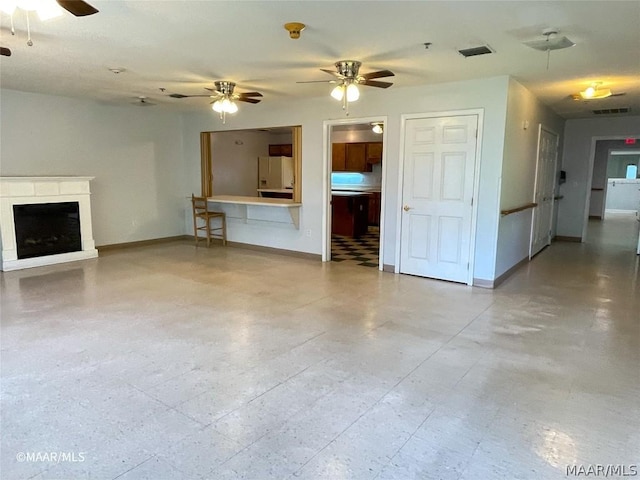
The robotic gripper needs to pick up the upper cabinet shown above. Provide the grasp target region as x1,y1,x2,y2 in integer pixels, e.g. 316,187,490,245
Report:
345,143,367,172
366,142,383,165
331,142,383,172
332,143,346,171
268,144,293,157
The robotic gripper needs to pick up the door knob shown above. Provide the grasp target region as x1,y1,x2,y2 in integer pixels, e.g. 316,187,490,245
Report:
403,205,412,212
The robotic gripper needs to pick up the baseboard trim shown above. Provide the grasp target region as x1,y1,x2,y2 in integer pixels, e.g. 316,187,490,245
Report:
383,264,395,273
494,256,530,288
473,278,494,289
226,241,321,261
473,255,531,289
97,235,190,251
554,236,581,243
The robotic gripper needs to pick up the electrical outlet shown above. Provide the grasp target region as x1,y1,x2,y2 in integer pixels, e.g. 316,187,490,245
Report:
305,229,312,237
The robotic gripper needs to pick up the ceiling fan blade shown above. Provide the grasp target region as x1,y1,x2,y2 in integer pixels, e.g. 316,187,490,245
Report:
169,93,214,98
204,87,221,93
361,69,395,80
1,47,11,57
237,92,263,98
56,0,99,16
320,68,343,78
361,80,394,89
296,80,336,84
236,97,261,104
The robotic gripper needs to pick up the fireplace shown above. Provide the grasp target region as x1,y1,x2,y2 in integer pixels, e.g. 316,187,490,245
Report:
14,202,82,259
1,177,98,271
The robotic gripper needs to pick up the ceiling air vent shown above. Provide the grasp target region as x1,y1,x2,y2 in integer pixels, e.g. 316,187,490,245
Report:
458,45,494,57
592,107,630,115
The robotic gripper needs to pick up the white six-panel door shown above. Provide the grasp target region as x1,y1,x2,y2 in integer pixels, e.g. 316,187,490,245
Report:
530,127,559,258
400,115,478,283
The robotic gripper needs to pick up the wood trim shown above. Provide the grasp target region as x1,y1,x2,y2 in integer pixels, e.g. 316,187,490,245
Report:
226,240,321,261
292,126,302,203
500,202,537,216
97,235,190,252
200,132,212,197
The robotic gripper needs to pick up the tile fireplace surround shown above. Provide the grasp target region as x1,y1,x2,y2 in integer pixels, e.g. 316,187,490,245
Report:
0,177,98,271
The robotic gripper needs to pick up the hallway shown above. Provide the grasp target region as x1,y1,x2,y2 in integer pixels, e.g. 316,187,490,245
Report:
1,217,638,479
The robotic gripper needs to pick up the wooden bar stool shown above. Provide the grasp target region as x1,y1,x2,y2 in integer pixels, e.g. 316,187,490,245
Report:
191,194,227,247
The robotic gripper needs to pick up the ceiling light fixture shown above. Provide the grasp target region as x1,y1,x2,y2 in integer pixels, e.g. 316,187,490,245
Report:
371,123,383,134
523,29,575,70
575,82,612,100
1,0,64,46
210,81,239,124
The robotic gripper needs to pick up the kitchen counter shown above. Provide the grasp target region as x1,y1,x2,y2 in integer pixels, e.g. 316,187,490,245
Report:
257,189,293,194
331,191,372,197
331,185,381,193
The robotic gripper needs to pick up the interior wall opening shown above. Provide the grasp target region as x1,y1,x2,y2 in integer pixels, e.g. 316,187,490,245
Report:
200,126,302,203
328,121,384,269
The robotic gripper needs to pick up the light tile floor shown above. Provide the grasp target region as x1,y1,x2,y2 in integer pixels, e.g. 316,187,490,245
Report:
1,215,639,479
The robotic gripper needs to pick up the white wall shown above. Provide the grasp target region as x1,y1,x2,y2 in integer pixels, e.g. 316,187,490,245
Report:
495,78,565,278
210,130,272,196
558,116,640,239
181,76,511,282
0,89,186,246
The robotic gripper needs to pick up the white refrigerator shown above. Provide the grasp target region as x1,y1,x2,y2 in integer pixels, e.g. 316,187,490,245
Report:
258,156,294,189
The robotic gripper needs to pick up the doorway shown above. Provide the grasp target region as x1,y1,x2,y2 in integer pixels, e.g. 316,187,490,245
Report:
323,117,387,270
397,111,482,285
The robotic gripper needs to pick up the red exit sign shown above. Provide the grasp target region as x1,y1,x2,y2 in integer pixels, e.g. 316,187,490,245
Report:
625,138,636,145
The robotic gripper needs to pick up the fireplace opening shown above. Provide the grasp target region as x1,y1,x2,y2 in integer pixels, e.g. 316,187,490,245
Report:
13,202,82,259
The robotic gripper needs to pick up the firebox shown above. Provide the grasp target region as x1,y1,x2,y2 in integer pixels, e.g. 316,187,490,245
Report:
13,202,82,260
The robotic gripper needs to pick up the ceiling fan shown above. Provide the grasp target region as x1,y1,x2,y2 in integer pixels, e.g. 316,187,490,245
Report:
169,81,263,123
298,60,394,114
1,0,99,56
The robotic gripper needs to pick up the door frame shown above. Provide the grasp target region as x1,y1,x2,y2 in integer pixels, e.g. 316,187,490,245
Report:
529,124,560,259
394,109,484,286
322,116,388,271
582,135,636,241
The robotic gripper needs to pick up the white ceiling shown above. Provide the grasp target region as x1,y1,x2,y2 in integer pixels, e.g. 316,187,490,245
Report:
1,1,639,119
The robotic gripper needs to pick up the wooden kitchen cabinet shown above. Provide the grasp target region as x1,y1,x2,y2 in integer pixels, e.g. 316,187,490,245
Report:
331,142,383,172
332,143,346,171
345,143,367,172
331,193,369,238
268,144,292,156
366,142,383,165
368,191,381,226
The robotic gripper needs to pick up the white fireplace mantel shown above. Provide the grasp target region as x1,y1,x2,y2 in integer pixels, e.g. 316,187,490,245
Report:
0,176,98,271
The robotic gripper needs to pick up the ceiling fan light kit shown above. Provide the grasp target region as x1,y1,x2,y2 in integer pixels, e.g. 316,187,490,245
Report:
573,83,613,100
1,0,98,50
168,80,262,124
523,29,575,70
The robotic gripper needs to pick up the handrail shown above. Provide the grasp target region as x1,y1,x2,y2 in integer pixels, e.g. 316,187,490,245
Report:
501,202,537,216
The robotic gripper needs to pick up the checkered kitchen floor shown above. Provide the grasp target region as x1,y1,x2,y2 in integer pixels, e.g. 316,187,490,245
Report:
331,227,379,268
